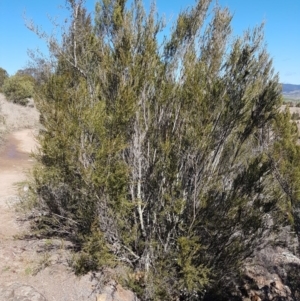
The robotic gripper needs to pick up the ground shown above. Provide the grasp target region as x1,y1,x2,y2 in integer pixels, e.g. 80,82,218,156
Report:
0,95,101,301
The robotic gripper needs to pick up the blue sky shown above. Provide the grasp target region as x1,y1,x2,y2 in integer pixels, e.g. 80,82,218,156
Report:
0,0,299,84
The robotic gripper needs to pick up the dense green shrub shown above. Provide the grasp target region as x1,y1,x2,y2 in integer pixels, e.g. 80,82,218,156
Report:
2,74,35,105
26,0,300,300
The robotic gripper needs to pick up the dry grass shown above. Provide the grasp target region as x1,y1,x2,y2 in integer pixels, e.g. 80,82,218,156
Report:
0,93,40,142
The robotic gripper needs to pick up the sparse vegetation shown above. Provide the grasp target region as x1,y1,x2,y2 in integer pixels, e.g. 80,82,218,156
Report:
0,93,39,131
24,267,33,276
2,266,10,273
282,97,300,106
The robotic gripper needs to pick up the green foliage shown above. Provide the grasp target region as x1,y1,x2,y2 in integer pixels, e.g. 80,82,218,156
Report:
271,108,300,231
291,112,300,120
0,67,9,92
2,73,35,105
177,237,210,294
72,223,116,275
26,0,299,300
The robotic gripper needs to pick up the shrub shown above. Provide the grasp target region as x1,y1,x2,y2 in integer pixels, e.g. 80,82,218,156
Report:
291,112,300,120
2,74,35,105
26,0,300,300
0,67,9,92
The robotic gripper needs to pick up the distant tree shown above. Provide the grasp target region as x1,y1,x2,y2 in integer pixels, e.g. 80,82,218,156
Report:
291,112,300,120
2,73,35,105
16,67,36,78
0,67,9,92
26,0,300,300
16,65,51,86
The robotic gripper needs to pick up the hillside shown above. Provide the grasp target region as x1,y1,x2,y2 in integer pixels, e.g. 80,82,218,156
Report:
282,83,300,93
282,83,300,100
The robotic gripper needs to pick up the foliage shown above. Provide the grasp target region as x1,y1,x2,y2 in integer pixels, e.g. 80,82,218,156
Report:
26,0,300,300
2,73,35,105
71,222,117,275
0,67,9,92
291,112,300,120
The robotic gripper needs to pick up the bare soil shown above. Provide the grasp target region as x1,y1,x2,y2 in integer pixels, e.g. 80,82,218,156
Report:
0,105,100,300
0,129,36,240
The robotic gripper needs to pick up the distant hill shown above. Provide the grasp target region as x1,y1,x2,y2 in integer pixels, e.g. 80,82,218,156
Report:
282,83,300,100
282,83,300,93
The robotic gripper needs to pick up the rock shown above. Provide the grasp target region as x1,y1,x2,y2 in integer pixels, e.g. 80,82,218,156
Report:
96,281,138,301
26,98,35,108
221,224,300,301
0,283,47,301
238,243,300,300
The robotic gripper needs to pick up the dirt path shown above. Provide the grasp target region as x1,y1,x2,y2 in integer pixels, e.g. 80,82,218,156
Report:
0,129,36,239
0,129,100,301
